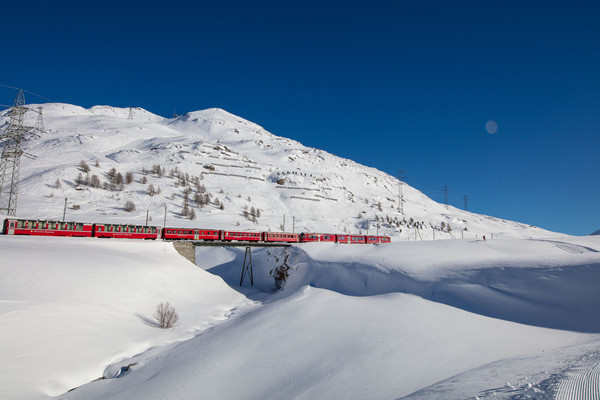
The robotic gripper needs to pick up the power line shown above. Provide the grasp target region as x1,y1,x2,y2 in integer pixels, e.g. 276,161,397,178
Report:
23,89,56,103
1,84,57,103
0,84,20,91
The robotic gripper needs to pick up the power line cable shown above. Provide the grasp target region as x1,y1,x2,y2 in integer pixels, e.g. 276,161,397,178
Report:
0,84,20,91
0,84,58,103
23,89,56,103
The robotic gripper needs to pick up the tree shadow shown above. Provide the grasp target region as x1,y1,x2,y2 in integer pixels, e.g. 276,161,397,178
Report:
135,313,160,328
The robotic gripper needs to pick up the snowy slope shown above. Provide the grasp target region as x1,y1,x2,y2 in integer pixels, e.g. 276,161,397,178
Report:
2,235,600,400
0,235,252,400
2,103,560,239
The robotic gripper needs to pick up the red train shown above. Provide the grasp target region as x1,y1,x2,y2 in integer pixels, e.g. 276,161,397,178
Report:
2,218,391,244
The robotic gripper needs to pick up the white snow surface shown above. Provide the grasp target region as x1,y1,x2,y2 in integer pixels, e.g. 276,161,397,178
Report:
1,234,600,399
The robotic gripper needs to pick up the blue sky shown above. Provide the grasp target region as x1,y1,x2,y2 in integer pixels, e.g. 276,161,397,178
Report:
1,1,598,235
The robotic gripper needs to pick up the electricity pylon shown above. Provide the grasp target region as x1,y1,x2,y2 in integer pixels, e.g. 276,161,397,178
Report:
34,106,45,133
398,168,407,215
0,89,34,216
442,185,450,210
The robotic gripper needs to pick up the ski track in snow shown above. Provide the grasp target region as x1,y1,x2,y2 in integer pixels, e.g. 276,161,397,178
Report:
555,361,600,400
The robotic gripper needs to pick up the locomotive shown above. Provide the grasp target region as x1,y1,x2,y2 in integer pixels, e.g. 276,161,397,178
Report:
2,218,391,244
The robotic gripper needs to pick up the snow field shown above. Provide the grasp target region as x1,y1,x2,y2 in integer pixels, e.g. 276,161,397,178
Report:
1,234,600,399
0,235,251,399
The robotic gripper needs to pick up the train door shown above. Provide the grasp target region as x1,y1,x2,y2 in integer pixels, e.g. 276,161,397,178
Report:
6,220,16,235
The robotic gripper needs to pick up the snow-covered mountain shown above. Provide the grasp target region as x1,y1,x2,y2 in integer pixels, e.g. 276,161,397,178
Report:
2,103,560,239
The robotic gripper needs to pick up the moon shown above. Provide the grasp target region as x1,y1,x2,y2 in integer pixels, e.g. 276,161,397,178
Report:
485,120,498,134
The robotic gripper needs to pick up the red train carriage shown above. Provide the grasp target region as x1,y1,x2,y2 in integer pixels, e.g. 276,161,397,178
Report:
263,232,299,243
163,228,221,241
349,235,367,244
299,233,336,243
222,230,262,242
3,218,392,245
3,218,93,237
335,234,350,243
366,236,381,244
379,236,391,244
93,223,161,239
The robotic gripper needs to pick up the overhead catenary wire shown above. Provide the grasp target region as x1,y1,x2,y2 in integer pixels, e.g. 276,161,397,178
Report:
0,84,58,103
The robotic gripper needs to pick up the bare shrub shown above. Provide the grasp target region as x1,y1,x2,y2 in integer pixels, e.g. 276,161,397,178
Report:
154,302,179,329
124,200,136,212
